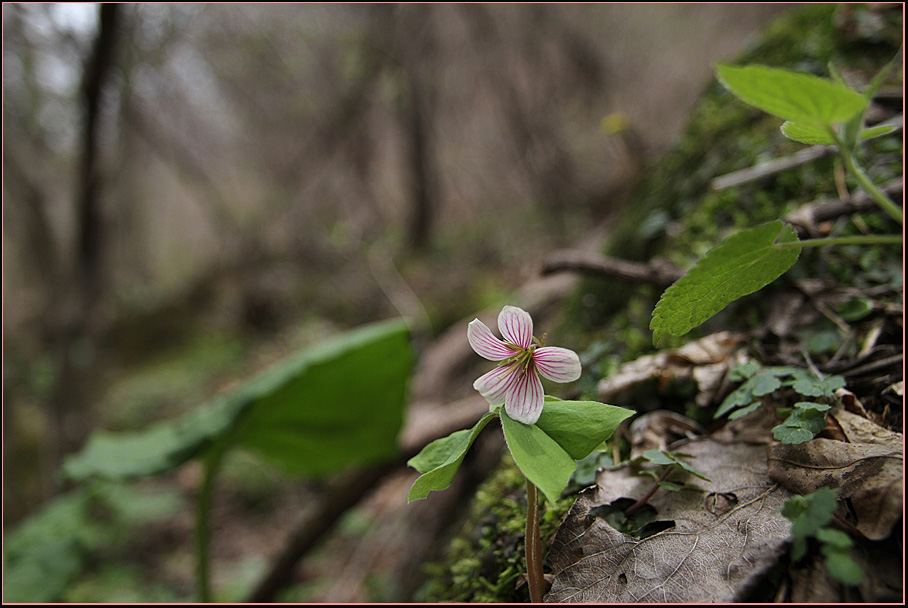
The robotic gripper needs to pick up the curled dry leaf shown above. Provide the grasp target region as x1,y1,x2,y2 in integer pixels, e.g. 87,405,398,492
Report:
767,407,902,541
627,410,706,459
598,332,742,408
546,437,794,603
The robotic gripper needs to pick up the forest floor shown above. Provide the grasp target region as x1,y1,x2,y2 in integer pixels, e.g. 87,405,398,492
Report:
3,3,902,604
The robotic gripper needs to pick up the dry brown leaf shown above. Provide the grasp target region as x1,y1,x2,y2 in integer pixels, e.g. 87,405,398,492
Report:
627,410,705,458
767,408,902,541
598,332,742,407
546,437,794,603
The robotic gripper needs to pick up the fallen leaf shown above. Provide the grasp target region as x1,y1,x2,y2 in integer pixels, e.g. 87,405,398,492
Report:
546,437,794,602
598,332,742,408
767,408,902,540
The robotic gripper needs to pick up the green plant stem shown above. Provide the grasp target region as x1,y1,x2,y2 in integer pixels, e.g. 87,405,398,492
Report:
773,234,902,250
525,479,545,604
835,135,903,224
196,447,227,603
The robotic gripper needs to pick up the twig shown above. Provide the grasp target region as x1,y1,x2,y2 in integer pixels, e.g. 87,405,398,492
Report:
624,468,672,518
712,145,832,191
711,114,903,191
784,177,903,236
541,252,683,288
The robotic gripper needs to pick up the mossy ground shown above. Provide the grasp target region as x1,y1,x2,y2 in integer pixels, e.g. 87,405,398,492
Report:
423,4,902,602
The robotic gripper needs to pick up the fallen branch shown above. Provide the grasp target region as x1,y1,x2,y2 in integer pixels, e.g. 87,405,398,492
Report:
784,177,904,236
712,114,903,191
540,252,682,287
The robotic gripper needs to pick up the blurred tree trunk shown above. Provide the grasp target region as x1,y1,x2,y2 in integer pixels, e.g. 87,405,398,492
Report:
47,3,121,474
394,4,439,251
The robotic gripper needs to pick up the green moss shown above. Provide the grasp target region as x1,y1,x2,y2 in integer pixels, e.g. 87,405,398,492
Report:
564,2,901,355
415,452,574,603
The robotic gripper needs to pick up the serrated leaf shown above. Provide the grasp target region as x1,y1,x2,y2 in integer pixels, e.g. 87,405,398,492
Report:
65,319,414,481
715,63,867,126
500,411,577,505
651,221,801,345
535,400,635,461
781,121,837,145
407,412,497,501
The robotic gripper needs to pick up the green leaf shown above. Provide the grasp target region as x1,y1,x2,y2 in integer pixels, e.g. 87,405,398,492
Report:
658,481,683,491
780,487,837,538
641,449,676,466
535,400,635,461
500,411,577,505
407,412,497,502
815,527,853,550
641,450,711,482
673,458,712,482
715,63,867,126
566,451,614,494
750,371,783,396
773,403,829,444
408,429,472,474
64,319,414,481
791,373,846,399
772,425,815,444
859,124,897,140
3,490,94,603
781,121,836,145
836,296,874,321
824,549,864,586
651,221,801,345
727,401,762,420
729,360,762,381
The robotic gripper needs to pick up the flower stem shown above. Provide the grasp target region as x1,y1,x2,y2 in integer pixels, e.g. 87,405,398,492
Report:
525,479,545,603
196,447,226,603
773,234,902,250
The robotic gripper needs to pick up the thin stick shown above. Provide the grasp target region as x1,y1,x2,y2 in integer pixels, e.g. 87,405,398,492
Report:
624,468,672,518
525,479,545,604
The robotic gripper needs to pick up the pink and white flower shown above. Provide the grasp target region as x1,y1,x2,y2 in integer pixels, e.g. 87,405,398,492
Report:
467,305,581,425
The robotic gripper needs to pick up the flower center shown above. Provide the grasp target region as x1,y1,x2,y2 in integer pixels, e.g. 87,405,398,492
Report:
500,333,547,374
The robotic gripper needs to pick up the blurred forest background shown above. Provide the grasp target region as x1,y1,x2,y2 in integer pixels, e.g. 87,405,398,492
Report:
3,2,815,602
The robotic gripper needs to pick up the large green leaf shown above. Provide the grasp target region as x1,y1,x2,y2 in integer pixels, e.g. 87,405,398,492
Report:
407,412,497,502
535,400,635,460
500,411,577,505
651,221,801,345
715,64,867,126
64,319,414,481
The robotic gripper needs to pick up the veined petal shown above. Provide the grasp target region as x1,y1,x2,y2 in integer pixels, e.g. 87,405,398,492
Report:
498,305,533,349
533,347,582,383
473,363,518,405
468,319,516,361
504,367,544,425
